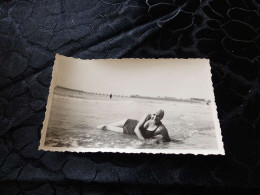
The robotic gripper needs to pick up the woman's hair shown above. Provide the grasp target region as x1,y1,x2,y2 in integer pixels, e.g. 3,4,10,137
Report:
155,109,164,119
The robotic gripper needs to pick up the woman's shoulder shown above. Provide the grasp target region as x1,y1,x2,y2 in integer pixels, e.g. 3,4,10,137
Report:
156,123,166,131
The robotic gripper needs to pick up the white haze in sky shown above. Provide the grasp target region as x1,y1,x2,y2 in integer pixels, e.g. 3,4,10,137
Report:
55,55,213,100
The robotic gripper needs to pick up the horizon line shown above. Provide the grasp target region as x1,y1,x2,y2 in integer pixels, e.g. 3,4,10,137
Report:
55,85,210,101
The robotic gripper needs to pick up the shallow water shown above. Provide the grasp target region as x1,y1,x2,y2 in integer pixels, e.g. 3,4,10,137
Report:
44,88,218,151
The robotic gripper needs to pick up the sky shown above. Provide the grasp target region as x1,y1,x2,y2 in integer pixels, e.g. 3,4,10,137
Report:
55,55,214,99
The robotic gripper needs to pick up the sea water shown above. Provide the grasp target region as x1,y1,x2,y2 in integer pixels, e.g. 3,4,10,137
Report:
44,88,218,150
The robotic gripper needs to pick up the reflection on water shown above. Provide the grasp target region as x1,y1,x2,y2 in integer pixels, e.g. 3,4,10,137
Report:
45,88,218,150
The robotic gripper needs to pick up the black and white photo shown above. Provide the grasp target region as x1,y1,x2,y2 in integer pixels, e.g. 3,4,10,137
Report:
39,55,224,154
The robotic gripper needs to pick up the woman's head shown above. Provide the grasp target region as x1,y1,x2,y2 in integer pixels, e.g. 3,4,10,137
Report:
151,109,164,123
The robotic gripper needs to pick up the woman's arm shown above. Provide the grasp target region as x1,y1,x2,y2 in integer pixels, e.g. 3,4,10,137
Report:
134,114,151,140
158,125,171,142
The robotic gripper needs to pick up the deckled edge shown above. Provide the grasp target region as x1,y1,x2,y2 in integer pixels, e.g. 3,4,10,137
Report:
39,54,225,155
38,55,59,151
209,63,225,155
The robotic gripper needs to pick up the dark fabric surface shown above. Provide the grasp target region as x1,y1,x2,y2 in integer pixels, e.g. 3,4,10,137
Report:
0,0,259,194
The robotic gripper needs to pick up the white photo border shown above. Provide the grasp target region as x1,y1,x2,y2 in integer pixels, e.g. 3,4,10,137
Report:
39,54,225,155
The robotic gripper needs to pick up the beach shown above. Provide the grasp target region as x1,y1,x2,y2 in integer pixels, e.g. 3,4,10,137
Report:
44,87,218,151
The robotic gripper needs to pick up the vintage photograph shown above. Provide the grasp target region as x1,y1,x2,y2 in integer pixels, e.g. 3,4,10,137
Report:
39,55,224,154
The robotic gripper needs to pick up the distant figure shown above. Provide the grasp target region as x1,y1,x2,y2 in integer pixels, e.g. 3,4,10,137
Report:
97,109,171,142
110,94,112,99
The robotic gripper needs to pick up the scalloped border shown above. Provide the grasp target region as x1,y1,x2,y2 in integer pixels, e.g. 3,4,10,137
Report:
39,54,225,155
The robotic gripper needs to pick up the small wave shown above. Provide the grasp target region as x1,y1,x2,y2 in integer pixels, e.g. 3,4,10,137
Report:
173,129,199,140
196,127,214,131
77,139,94,147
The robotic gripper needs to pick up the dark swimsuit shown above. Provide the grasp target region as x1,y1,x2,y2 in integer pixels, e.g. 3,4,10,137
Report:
123,119,162,139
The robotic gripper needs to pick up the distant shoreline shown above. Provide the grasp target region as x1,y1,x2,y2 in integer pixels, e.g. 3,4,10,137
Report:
54,86,210,104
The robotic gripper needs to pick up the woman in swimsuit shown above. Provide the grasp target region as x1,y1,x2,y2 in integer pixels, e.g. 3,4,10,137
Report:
98,109,171,142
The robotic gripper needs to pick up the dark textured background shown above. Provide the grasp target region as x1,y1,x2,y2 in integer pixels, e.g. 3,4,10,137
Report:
0,0,259,194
